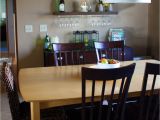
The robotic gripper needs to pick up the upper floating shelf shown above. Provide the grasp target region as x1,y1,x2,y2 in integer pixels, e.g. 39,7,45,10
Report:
52,11,118,16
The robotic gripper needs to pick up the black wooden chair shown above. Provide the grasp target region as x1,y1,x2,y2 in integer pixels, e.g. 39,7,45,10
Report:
94,41,125,62
125,62,160,120
80,63,136,120
52,43,85,66
139,62,160,120
1,62,68,120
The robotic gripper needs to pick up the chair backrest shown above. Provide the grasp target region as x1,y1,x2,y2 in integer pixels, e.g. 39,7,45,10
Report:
1,62,20,120
139,62,160,120
81,63,136,120
52,43,85,66
94,41,124,62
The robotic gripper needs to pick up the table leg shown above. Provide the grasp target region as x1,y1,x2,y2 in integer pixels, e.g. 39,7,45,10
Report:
30,102,40,120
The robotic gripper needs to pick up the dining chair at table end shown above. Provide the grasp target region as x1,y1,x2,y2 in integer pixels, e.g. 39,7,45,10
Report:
125,62,160,120
1,62,69,120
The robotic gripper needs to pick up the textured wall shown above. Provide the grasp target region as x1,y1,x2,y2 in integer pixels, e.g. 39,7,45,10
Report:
16,0,149,68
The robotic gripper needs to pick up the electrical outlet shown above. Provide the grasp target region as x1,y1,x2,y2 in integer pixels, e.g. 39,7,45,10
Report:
40,24,48,32
25,25,33,32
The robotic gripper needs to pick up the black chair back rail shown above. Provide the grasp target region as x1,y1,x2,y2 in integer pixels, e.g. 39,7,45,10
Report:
139,62,160,120
81,63,136,120
52,43,85,66
94,41,124,62
2,62,69,120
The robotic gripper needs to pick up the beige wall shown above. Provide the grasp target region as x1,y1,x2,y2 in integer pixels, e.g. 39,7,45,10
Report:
16,0,149,68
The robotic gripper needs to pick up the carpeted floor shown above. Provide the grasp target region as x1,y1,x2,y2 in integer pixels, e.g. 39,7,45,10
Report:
0,83,12,120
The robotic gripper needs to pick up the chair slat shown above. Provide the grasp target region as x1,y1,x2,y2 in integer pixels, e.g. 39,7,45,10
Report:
89,80,96,120
64,52,68,65
98,80,106,120
107,79,116,120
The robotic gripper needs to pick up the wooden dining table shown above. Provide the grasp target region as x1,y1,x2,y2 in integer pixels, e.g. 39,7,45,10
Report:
19,59,160,120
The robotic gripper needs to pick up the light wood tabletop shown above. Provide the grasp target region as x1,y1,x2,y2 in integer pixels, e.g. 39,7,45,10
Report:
19,59,160,120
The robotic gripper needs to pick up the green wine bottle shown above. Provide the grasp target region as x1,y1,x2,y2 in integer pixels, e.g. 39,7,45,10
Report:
44,33,50,50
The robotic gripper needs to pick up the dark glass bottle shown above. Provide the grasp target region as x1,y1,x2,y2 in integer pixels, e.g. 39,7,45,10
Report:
59,0,65,12
44,33,50,50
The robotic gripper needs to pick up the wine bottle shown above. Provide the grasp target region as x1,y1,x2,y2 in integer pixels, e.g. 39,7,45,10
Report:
59,0,65,12
44,33,50,50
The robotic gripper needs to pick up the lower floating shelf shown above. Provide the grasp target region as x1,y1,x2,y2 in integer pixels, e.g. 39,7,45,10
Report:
52,11,118,16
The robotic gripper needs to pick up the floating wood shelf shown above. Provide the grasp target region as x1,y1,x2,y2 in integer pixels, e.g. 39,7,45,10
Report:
52,11,118,16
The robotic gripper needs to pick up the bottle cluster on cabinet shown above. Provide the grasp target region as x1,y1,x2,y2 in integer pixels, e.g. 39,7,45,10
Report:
73,30,99,50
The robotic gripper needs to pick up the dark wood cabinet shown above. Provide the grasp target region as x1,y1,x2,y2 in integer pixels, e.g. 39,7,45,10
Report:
44,46,134,67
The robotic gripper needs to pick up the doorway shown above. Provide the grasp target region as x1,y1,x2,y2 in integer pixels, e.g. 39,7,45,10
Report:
0,0,17,59
0,0,8,53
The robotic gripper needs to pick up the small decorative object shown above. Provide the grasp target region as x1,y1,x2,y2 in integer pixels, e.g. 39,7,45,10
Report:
108,3,113,12
98,0,104,12
80,0,88,12
108,28,125,44
103,3,110,12
87,0,92,12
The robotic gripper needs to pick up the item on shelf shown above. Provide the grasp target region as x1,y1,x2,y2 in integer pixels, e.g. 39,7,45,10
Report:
108,3,113,12
108,28,125,44
55,0,60,12
103,3,110,12
44,33,51,50
59,0,65,12
80,0,88,12
73,30,99,50
98,0,104,12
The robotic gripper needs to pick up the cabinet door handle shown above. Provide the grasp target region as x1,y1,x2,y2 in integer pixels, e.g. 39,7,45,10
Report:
102,54,106,57
80,55,84,59
58,57,63,60
121,53,126,56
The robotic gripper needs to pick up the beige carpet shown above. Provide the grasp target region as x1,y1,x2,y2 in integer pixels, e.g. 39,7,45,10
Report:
0,82,12,120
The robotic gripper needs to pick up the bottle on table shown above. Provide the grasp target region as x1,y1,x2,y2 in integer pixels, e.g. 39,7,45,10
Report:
59,0,65,12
